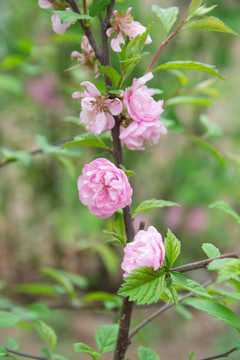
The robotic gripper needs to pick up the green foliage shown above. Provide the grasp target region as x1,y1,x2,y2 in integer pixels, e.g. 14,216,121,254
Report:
7,338,19,351
0,311,20,328
164,229,181,269
0,148,31,166
100,66,121,86
0,74,23,95
74,343,100,359
34,320,57,352
152,5,179,34
187,17,237,35
103,230,126,245
209,201,240,226
118,267,165,305
199,115,222,139
171,272,211,298
13,283,56,296
183,298,240,330
154,61,225,80
208,259,240,284
42,268,76,298
187,0,217,21
133,199,180,216
165,96,213,107
137,346,160,360
53,11,92,23
202,243,220,258
94,324,119,354
89,0,111,17
188,350,195,360
61,133,108,150
82,291,122,308
0,347,8,357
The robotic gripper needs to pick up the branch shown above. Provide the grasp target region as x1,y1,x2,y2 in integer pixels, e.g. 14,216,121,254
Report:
171,251,240,273
129,280,214,340
0,346,49,360
199,346,238,360
104,0,115,29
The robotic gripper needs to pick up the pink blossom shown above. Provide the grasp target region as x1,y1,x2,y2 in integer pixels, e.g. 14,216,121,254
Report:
51,12,72,34
71,36,100,78
72,81,123,135
121,226,165,277
77,158,133,219
107,7,152,52
38,0,52,9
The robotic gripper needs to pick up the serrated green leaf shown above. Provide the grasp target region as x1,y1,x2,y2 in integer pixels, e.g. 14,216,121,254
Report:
164,229,181,269
187,17,237,35
183,298,240,330
89,0,111,17
152,5,179,34
154,60,225,80
7,338,19,351
41,268,75,298
34,320,57,352
94,324,119,355
61,133,108,149
169,285,179,305
202,243,220,259
74,343,100,359
171,272,211,298
165,96,213,107
137,346,160,360
133,199,180,216
209,201,240,226
100,66,120,86
118,267,166,305
53,11,92,23
0,311,20,328
0,347,8,357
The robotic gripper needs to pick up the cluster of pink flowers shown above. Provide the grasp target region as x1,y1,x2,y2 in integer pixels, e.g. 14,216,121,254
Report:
71,36,100,78
121,226,165,277
107,7,152,52
38,0,73,34
77,158,132,219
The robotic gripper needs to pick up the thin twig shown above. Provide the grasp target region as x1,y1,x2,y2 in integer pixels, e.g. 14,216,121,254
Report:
171,251,240,273
1,346,49,360
104,0,115,29
199,346,238,360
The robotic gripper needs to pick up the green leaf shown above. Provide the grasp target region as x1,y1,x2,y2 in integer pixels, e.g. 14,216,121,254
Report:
189,350,195,360
199,115,222,139
94,324,119,355
187,0,202,18
187,1,217,21
154,61,225,80
53,11,92,23
169,285,179,305
183,298,240,330
208,259,240,284
126,26,151,60
0,347,8,357
209,201,240,226
103,230,126,245
74,343,100,359
83,292,122,306
165,96,213,107
0,311,20,328
104,239,124,246
164,229,181,269
152,5,179,34
100,66,121,86
89,0,111,17
133,199,180,216
208,288,240,302
202,243,221,259
171,272,211,298
118,267,166,305
51,270,88,289
7,338,19,351
94,245,120,278
137,346,160,360
34,320,57,352
13,283,56,296
0,74,23,95
187,17,237,35
61,133,108,149
40,348,50,358
1,148,31,166
41,268,75,298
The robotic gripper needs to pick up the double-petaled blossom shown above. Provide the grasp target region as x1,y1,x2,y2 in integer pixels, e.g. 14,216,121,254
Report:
120,72,167,150
77,158,133,219
71,36,100,78
72,82,123,135
107,7,152,52
121,226,165,277
38,0,73,34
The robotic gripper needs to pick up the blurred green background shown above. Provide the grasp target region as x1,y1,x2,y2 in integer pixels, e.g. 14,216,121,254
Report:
1,0,240,359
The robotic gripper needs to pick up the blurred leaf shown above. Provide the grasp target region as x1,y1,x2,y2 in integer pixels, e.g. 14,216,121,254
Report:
94,245,120,278
199,115,222,139
161,118,185,133
187,0,202,19
100,66,120,86
0,312,20,328
51,354,70,360
183,298,240,330
175,304,192,320
165,96,213,107
103,230,126,245
7,338,19,351
118,267,165,305
152,5,179,34
208,259,240,284
187,1,217,21
54,156,75,179
154,61,225,80
209,201,240,226
89,0,111,17
138,346,160,360
53,10,92,23
187,17,237,35
202,243,221,258
0,347,8,357
61,133,108,149
171,272,212,298
104,239,124,246
148,88,164,95
13,283,56,296
0,55,26,70
35,320,57,352
94,324,119,355
52,270,88,289
83,292,122,306
1,148,31,166
133,199,180,216
189,350,195,360
119,164,135,178
42,268,75,298
208,289,240,302
168,69,188,87
164,229,181,269
0,74,23,95
63,116,80,124
28,302,51,319
74,343,99,359
40,348,50,358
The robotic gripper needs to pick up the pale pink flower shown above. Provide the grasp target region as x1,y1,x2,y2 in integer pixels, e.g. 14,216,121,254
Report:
77,158,133,219
121,226,165,277
39,0,52,9
107,7,152,52
51,12,72,34
71,36,100,78
72,81,123,135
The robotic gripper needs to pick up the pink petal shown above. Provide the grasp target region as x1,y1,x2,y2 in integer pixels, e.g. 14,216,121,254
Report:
51,14,72,35
105,98,123,115
80,81,100,98
133,72,153,89
72,91,83,99
38,0,52,9
111,32,125,52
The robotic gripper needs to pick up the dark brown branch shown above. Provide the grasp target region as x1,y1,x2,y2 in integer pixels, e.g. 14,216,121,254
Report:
199,346,238,360
171,251,240,273
1,346,49,360
104,0,115,28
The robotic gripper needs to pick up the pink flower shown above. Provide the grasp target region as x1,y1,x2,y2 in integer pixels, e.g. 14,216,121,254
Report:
72,81,123,135
77,158,133,219
38,0,52,9
121,226,165,277
107,7,152,52
71,36,100,78
51,12,72,34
